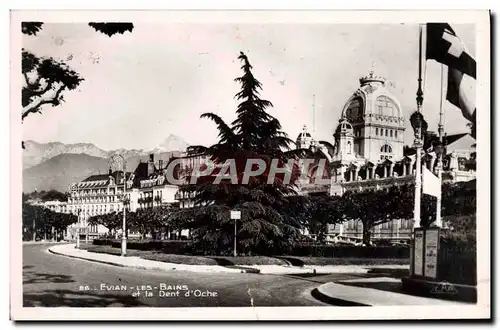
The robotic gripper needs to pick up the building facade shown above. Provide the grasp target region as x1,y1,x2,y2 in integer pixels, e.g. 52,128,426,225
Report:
296,71,476,242
68,153,196,239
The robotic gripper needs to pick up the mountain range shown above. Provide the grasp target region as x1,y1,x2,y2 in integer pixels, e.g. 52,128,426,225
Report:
22,134,190,193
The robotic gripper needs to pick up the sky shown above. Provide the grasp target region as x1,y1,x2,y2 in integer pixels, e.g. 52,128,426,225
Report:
21,23,475,151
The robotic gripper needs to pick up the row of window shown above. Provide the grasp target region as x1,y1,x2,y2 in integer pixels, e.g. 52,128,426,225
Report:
375,127,398,139
71,188,123,197
345,219,413,230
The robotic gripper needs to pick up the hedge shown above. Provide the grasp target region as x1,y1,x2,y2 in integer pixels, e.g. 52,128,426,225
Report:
290,244,410,259
438,230,476,285
110,239,191,254
92,239,116,246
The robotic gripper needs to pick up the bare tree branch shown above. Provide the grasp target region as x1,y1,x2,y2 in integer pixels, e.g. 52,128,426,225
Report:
22,83,65,120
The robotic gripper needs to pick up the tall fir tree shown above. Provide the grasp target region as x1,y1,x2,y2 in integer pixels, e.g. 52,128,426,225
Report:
169,52,310,255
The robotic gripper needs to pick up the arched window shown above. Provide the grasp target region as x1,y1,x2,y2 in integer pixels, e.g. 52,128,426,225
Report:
375,127,379,135
375,96,399,117
345,97,363,122
380,144,393,153
347,141,352,154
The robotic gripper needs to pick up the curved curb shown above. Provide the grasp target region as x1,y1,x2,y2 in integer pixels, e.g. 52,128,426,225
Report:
47,247,260,274
311,283,370,306
48,247,128,268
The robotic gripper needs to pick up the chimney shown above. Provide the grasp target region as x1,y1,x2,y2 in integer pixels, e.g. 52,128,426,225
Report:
147,154,155,176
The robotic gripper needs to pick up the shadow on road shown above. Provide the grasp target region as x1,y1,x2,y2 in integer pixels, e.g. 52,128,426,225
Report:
23,267,75,285
338,280,403,294
23,289,148,307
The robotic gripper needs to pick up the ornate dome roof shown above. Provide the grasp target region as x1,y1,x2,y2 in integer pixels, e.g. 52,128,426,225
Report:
340,69,403,120
296,125,311,140
335,118,354,136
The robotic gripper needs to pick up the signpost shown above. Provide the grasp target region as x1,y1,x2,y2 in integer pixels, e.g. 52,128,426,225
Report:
424,228,440,279
413,229,424,276
230,210,241,257
411,227,440,280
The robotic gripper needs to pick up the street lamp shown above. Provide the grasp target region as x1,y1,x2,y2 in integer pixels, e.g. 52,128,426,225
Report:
74,182,82,249
410,111,426,230
33,207,37,242
434,141,445,228
109,154,128,257
76,207,81,249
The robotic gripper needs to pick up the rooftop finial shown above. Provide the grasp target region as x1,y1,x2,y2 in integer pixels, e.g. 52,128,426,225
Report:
359,62,385,86
369,61,376,77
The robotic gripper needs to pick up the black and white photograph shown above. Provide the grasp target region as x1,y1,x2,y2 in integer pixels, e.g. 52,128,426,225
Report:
10,10,490,321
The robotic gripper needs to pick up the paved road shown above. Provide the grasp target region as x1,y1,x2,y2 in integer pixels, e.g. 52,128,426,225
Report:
23,243,374,308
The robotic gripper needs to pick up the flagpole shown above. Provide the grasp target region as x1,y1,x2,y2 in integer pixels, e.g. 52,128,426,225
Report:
435,65,445,228
413,24,424,230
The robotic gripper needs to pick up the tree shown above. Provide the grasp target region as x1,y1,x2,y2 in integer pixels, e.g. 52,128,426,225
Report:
306,195,346,243
340,184,416,246
88,212,122,238
169,52,310,255
21,21,134,148
22,49,83,122
22,202,77,241
40,189,68,202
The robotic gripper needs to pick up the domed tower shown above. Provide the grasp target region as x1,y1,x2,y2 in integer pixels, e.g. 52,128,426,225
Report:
296,125,312,149
333,118,356,162
340,70,405,163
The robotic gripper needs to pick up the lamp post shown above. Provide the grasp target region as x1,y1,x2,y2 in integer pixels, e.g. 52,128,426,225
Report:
32,208,37,242
75,183,81,249
434,141,445,228
109,154,127,257
76,207,81,249
410,111,424,229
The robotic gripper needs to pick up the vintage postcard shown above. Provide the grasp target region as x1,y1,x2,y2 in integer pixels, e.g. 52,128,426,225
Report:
10,10,491,321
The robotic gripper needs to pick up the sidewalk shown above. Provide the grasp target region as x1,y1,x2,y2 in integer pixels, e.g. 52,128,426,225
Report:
48,244,409,275
48,244,244,273
313,277,470,306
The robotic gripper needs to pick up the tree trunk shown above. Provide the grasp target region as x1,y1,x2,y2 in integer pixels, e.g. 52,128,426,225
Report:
362,224,371,246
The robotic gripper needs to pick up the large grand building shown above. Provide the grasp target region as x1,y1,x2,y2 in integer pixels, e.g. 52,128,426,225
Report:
65,153,201,240
296,71,476,242
62,70,475,243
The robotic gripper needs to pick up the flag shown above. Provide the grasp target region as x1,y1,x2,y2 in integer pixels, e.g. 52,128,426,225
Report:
422,166,441,198
425,23,476,123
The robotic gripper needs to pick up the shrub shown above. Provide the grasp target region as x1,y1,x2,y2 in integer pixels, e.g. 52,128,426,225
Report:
92,239,116,246
110,239,191,254
437,228,476,285
290,244,410,259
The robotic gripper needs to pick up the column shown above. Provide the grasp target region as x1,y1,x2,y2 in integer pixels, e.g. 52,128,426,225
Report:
354,168,359,181
414,148,422,229
370,167,375,180
389,164,395,177
339,165,346,182
383,166,387,178
402,163,407,176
